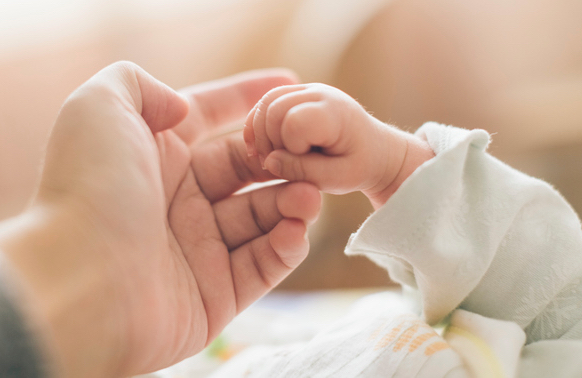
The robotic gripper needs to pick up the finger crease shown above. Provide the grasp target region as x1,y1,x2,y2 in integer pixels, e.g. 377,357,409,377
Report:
227,137,251,184
248,240,272,289
170,158,193,216
249,190,269,235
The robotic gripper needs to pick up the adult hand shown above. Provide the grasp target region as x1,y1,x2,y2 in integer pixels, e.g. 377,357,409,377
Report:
0,62,320,377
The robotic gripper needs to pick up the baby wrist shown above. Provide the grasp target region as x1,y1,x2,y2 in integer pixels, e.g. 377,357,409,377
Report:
365,131,435,209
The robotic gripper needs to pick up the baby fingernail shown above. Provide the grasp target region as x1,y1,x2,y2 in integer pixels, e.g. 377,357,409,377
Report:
259,155,266,169
246,143,255,157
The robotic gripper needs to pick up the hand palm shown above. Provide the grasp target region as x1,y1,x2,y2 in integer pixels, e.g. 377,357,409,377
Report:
38,64,318,375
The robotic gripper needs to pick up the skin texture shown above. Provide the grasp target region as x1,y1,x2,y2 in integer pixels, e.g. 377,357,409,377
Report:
243,83,435,209
0,62,321,377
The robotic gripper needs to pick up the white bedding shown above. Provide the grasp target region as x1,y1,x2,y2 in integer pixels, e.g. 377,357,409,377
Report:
137,288,390,378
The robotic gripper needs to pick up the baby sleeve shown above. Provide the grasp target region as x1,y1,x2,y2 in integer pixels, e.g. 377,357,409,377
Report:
345,122,582,343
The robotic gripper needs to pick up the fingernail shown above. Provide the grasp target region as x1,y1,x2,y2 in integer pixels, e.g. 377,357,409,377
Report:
259,155,266,169
267,158,281,176
246,142,255,157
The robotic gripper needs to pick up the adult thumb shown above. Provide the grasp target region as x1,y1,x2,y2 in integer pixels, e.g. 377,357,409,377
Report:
87,61,189,133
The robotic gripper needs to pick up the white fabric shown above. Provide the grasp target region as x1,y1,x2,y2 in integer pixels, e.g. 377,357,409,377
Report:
346,122,582,376
207,294,527,378
206,122,582,377
209,292,471,378
445,310,525,378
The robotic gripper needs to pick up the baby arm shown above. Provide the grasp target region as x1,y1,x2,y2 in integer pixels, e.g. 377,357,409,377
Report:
243,83,435,209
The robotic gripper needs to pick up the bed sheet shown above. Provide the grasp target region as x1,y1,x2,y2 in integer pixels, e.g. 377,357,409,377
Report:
135,288,392,378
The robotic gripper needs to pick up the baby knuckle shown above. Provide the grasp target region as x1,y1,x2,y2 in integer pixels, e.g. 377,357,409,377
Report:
285,107,310,134
307,82,330,92
265,103,282,129
254,99,267,119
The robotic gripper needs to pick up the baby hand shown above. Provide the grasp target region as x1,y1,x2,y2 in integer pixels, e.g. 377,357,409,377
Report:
244,83,427,208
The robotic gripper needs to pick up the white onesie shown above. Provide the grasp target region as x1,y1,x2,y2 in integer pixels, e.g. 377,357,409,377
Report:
345,123,582,377
206,123,582,378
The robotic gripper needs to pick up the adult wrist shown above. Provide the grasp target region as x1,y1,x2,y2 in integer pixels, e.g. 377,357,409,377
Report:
0,204,124,377
0,250,49,377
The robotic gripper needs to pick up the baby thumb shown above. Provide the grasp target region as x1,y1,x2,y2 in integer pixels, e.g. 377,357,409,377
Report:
264,150,330,188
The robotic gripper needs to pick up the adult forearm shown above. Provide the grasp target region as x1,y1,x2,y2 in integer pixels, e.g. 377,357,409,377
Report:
0,205,124,377
0,255,47,377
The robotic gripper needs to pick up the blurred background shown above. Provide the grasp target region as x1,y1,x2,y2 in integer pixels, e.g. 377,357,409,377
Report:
1,0,581,290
